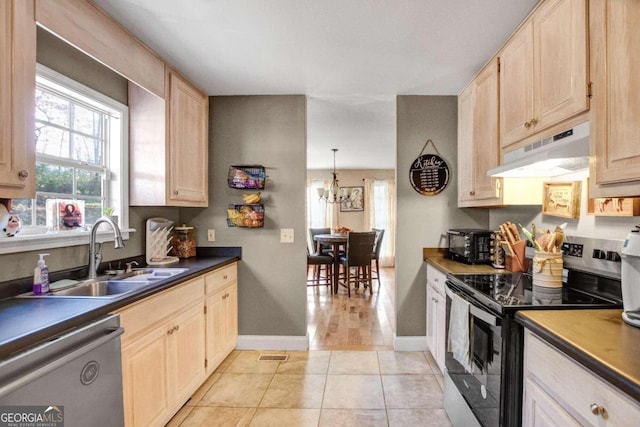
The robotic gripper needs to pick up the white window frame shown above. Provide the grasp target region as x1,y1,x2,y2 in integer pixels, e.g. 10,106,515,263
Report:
0,64,132,254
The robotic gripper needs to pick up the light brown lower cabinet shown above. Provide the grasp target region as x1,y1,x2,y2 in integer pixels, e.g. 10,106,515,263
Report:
116,262,238,427
205,264,238,374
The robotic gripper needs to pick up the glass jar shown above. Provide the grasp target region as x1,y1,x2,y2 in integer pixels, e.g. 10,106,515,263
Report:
172,224,196,258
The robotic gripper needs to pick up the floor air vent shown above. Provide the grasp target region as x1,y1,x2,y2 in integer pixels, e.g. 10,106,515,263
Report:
257,354,288,362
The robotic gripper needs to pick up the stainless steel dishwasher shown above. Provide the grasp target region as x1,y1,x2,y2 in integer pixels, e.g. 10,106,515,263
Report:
0,314,124,427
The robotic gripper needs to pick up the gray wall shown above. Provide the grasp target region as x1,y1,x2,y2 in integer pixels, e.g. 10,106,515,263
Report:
180,96,308,337
395,96,489,337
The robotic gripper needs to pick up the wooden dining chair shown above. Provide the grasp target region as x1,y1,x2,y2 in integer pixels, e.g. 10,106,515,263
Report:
371,228,385,288
338,231,376,297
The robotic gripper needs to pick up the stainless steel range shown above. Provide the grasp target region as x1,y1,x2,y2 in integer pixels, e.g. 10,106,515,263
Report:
443,237,624,427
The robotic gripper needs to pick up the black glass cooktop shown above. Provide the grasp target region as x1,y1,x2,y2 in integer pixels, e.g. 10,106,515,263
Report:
447,272,621,314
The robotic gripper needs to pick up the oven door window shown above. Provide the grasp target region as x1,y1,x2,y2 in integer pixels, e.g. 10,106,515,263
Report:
448,233,467,257
446,292,502,427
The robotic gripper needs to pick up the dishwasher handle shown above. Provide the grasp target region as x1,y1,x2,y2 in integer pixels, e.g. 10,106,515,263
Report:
0,326,124,398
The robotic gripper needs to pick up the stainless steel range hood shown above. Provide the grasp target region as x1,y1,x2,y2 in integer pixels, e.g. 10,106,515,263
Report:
488,121,590,178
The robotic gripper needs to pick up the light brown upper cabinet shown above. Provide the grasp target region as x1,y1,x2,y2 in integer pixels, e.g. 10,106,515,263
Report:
129,69,209,207
458,59,502,207
589,0,640,198
0,0,36,199
500,0,588,151
35,0,165,98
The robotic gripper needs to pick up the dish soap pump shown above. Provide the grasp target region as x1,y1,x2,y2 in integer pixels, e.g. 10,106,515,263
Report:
33,253,50,295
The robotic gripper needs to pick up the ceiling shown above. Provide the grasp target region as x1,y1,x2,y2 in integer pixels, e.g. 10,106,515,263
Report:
92,0,538,169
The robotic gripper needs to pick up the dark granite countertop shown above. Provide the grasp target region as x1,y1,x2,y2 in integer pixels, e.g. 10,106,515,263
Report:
0,251,239,360
516,309,640,402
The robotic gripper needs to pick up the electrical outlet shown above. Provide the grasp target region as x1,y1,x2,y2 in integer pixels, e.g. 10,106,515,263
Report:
280,229,294,243
207,229,215,242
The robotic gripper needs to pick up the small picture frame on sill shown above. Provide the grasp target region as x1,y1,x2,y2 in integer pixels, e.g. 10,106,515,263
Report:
542,181,581,218
340,186,364,212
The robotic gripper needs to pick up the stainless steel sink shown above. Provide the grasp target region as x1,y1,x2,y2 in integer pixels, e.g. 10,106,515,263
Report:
17,280,151,299
121,268,188,281
16,268,188,299
52,280,151,297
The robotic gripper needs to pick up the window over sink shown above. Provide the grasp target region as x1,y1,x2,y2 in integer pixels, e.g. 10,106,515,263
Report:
2,64,131,254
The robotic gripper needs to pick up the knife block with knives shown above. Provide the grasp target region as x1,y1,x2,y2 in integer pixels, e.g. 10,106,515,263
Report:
500,222,529,272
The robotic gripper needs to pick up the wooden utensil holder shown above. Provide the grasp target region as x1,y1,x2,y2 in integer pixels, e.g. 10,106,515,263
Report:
503,240,528,272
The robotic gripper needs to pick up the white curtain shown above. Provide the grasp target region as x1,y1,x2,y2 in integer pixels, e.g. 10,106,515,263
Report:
306,179,337,251
364,178,396,267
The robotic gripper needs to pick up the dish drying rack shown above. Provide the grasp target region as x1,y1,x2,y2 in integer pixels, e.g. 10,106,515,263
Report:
146,218,179,265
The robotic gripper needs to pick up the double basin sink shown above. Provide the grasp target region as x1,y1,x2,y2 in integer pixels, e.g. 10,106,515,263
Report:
18,268,189,299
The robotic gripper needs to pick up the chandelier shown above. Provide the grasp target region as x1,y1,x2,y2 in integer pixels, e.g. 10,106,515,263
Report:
317,148,351,203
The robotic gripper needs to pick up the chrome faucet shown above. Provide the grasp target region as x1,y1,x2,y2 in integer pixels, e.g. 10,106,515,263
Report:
89,216,125,279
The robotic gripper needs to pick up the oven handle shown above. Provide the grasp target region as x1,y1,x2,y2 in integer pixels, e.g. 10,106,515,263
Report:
445,283,499,327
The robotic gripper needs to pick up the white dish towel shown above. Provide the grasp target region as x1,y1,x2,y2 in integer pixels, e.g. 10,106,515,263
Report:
448,291,473,373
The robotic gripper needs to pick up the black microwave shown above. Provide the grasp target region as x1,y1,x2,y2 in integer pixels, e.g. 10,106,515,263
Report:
447,229,493,264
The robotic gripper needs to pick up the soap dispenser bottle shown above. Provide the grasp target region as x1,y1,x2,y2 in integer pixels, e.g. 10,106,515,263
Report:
33,253,50,295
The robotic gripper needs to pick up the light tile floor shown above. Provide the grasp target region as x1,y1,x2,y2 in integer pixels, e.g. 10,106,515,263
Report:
167,350,452,427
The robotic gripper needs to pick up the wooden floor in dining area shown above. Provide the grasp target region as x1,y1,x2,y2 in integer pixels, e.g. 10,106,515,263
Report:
307,267,396,350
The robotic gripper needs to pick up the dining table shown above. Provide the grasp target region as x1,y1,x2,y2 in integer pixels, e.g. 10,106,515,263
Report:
313,233,347,294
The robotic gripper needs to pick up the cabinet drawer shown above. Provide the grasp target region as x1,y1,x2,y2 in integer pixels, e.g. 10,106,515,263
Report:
205,263,237,294
426,264,447,295
525,331,640,425
117,276,204,344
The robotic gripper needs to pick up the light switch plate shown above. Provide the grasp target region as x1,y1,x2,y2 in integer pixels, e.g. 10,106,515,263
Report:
280,228,294,243
207,229,215,242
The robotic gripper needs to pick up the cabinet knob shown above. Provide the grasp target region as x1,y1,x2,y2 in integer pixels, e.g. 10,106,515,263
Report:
524,121,531,129
18,170,29,179
469,191,476,196
590,403,607,418
223,275,228,280
530,118,538,127
174,190,179,195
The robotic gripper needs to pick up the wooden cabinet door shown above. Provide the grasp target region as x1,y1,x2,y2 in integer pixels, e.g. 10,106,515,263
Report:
590,0,640,197
121,326,171,427
500,21,534,149
226,282,238,349
472,60,501,202
206,287,228,372
434,288,446,373
457,83,475,203
523,378,581,427
426,284,437,361
533,0,588,132
0,0,35,199
205,281,238,373
170,301,206,406
458,60,501,207
167,70,209,206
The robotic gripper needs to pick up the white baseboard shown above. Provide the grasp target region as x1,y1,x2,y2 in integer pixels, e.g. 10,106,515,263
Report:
393,335,428,351
236,334,309,351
